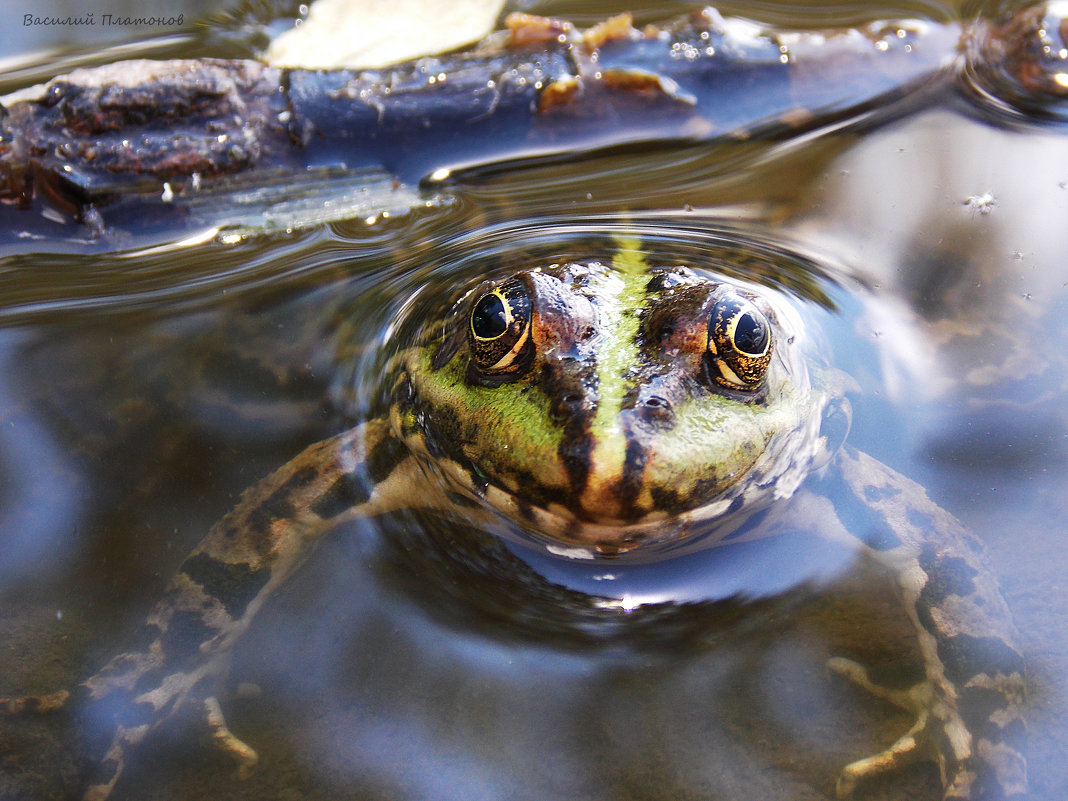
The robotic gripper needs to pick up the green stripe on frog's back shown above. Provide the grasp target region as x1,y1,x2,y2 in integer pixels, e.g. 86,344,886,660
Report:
585,236,650,503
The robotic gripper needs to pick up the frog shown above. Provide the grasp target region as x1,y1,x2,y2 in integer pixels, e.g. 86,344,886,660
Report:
0,238,1027,801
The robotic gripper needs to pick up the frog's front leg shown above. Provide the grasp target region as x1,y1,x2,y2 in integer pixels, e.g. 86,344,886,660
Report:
3,418,445,801
809,446,1027,800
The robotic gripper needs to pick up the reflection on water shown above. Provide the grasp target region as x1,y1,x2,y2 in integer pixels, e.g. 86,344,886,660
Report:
0,331,87,584
0,2,1066,801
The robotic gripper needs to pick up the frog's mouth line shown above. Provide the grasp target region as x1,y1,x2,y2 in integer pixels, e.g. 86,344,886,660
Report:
421,450,767,558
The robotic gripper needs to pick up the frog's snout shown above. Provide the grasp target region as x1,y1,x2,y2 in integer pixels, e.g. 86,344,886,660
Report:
567,405,665,524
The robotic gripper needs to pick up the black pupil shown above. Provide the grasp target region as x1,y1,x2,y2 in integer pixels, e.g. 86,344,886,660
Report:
472,294,508,339
734,311,768,354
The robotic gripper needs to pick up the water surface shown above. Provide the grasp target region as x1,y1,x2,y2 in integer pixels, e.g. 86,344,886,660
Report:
0,2,1065,801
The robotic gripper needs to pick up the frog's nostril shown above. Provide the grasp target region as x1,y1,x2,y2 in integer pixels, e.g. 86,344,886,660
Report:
550,392,586,420
561,392,586,414
638,395,674,425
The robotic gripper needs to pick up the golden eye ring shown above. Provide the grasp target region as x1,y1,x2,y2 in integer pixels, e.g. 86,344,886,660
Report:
468,278,532,373
706,293,773,390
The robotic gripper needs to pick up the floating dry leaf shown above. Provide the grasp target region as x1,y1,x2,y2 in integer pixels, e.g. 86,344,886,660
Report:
264,0,506,69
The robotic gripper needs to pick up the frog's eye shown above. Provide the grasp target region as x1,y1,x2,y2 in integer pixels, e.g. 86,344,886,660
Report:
468,279,533,374
705,294,773,390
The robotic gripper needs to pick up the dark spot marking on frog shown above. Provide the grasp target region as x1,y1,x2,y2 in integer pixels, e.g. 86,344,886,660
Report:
906,507,935,532
917,544,979,602
246,465,321,535
515,497,537,523
278,465,319,492
858,522,902,551
537,358,595,505
649,484,680,512
310,476,365,519
913,546,1027,684
863,484,901,503
159,610,217,670
959,686,1028,745
649,476,726,516
245,486,297,538
559,424,593,508
619,437,648,518
181,553,271,619
420,403,464,462
367,434,409,484
929,631,1026,688
499,466,571,511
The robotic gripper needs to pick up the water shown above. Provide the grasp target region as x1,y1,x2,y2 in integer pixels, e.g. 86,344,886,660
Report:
0,2,1066,800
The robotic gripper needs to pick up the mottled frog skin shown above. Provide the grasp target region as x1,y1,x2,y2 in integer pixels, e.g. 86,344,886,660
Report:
1,240,1027,800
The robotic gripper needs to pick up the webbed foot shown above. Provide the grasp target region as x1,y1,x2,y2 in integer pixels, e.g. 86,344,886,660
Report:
828,657,940,796
828,657,1024,799
80,693,258,801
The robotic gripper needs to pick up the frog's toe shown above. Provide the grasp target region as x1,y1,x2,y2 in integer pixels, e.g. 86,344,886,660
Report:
830,656,1028,798
828,656,932,712
828,657,959,798
84,726,143,801
834,695,930,797
204,695,259,779
836,728,925,797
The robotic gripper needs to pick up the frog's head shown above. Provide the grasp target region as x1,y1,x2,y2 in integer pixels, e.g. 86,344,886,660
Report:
395,253,838,555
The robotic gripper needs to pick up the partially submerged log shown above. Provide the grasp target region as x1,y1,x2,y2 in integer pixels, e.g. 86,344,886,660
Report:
0,5,1063,232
